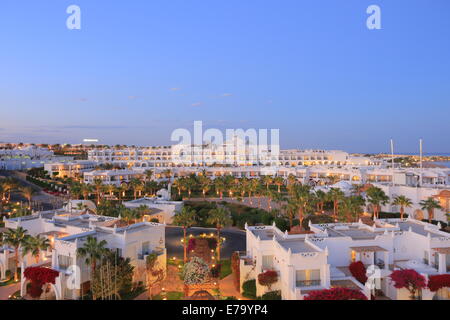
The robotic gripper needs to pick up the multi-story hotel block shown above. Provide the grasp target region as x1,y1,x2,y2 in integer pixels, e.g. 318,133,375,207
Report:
44,161,97,178
240,218,450,300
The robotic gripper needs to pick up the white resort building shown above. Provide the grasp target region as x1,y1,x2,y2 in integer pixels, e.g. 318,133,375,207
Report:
0,207,166,300
240,218,450,300
44,161,97,178
83,169,142,186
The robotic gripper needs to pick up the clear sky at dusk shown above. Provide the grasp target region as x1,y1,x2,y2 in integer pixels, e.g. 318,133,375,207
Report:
0,0,449,153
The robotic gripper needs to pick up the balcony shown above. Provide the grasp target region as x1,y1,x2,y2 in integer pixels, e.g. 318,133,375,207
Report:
296,280,321,287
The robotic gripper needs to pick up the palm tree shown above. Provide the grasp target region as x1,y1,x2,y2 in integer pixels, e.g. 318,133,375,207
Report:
173,207,196,262
3,227,28,280
93,178,104,204
248,178,259,205
129,178,143,200
286,174,298,195
118,183,128,201
198,175,211,199
21,186,37,209
172,178,182,196
281,199,297,230
69,182,82,200
261,175,273,190
290,185,312,231
392,195,413,219
214,177,226,200
22,235,50,264
338,196,365,222
328,188,345,222
273,177,284,193
121,208,140,225
184,176,196,199
2,177,19,201
206,206,232,262
106,184,116,197
76,236,108,279
326,175,340,185
419,197,442,223
366,186,390,219
81,183,93,200
143,169,154,183
314,190,327,213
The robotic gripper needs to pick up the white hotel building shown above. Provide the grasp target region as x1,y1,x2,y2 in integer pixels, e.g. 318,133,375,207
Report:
1,207,166,300
241,218,450,300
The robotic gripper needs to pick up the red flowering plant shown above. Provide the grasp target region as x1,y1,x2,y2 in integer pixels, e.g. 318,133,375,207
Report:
389,269,427,300
428,274,450,292
349,261,368,284
258,270,278,291
304,288,367,300
187,238,196,252
24,267,59,299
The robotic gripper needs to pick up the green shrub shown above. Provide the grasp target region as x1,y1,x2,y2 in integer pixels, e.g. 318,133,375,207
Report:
260,290,282,300
242,279,256,299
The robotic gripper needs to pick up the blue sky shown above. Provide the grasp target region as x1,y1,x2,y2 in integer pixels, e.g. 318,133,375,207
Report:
0,0,449,153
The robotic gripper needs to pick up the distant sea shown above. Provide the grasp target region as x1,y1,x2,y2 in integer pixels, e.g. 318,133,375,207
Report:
431,161,450,168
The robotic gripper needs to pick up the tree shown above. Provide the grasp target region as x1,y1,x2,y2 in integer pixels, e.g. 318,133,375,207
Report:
273,177,284,193
338,196,365,222
22,235,50,264
290,185,313,231
281,199,297,230
173,207,197,262
129,178,143,200
390,269,427,300
145,252,165,300
261,175,273,190
118,183,128,201
392,195,413,219
214,177,226,200
258,270,278,291
76,236,108,280
143,170,154,183
198,175,211,199
121,208,140,225
328,188,345,222
419,197,442,223
366,186,389,219
81,183,93,200
3,227,29,281
93,178,104,204
207,206,232,262
314,190,327,213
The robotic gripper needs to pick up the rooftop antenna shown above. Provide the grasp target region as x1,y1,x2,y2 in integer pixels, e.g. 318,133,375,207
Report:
390,139,395,186
419,139,423,186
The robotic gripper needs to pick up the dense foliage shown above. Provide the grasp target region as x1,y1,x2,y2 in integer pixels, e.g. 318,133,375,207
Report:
349,261,368,284
242,279,257,299
257,270,278,290
428,274,450,292
24,267,59,298
304,288,367,300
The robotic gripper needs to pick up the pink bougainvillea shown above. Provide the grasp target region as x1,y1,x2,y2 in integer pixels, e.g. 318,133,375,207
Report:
389,269,427,299
258,270,278,290
24,267,60,298
304,288,367,300
428,274,450,292
349,261,368,284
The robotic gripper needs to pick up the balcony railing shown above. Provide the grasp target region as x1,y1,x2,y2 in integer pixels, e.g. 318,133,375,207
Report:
296,280,321,287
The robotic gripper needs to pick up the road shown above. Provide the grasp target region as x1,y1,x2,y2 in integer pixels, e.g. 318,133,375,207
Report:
165,226,246,259
0,170,65,211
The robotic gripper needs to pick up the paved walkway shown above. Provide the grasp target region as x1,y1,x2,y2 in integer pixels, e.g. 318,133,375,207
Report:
0,282,20,300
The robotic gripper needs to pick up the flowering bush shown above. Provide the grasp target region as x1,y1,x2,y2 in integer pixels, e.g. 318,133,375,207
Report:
349,261,368,284
389,269,427,299
24,267,59,298
304,288,368,300
187,238,196,252
428,274,450,292
258,270,278,290
181,257,210,285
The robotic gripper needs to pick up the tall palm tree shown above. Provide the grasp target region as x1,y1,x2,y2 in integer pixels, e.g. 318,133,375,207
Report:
118,183,128,201
69,182,82,200
366,186,390,219
338,196,365,222
22,235,50,264
328,188,345,222
3,227,28,280
206,206,232,262
81,183,93,200
172,178,182,196
129,178,143,200
261,175,273,190
248,178,259,205
143,169,154,183
419,197,442,223
2,177,19,201
76,236,108,279
93,178,104,204
290,185,312,231
214,177,226,200
286,174,298,195
314,190,327,213
198,175,211,199
106,184,116,197
184,176,196,199
281,199,297,230
392,195,413,219
273,177,284,193
173,207,196,262
21,186,37,209
121,208,140,225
